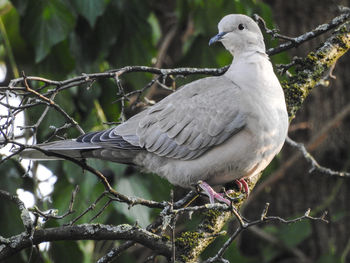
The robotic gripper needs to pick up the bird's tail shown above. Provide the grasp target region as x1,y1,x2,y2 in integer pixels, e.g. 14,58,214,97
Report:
20,139,140,165
19,140,99,160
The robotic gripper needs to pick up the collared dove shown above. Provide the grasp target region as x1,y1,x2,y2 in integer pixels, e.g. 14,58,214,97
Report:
21,14,289,204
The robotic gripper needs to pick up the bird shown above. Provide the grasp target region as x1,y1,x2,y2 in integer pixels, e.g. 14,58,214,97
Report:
20,14,289,205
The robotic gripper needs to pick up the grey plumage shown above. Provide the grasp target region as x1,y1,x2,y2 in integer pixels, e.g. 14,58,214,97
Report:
20,14,289,189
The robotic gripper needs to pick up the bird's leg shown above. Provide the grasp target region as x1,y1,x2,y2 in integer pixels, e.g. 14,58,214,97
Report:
197,181,231,205
234,178,250,196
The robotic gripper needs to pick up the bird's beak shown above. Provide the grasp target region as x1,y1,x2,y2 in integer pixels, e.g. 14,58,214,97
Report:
209,32,227,46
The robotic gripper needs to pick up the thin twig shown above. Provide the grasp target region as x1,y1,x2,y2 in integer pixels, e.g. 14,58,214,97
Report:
30,185,79,221
68,191,109,225
88,199,113,223
97,241,136,263
203,205,327,263
22,71,54,105
286,136,350,177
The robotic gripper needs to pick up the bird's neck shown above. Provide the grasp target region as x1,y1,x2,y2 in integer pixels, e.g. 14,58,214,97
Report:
232,50,268,63
225,51,272,77
224,51,280,94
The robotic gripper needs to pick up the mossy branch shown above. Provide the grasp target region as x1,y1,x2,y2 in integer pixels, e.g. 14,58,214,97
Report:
175,21,350,263
283,21,350,118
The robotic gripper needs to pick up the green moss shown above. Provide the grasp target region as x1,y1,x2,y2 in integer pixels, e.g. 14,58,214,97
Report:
162,235,170,241
336,24,348,34
332,34,350,50
281,81,304,117
281,45,337,118
200,209,223,232
176,231,204,262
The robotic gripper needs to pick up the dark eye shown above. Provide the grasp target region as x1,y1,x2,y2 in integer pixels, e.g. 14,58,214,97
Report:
238,24,244,30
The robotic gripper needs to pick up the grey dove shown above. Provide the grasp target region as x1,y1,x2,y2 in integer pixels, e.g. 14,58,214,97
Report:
21,14,289,204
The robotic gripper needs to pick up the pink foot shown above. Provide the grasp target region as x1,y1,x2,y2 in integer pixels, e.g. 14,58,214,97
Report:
235,180,243,191
235,178,250,196
198,181,231,205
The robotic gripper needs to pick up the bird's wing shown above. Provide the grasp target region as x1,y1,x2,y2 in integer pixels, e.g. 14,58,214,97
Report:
113,76,247,160
23,76,246,162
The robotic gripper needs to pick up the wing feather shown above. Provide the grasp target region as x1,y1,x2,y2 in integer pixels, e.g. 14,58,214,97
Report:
110,76,247,160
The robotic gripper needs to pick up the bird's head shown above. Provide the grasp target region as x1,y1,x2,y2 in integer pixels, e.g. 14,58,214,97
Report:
209,14,265,56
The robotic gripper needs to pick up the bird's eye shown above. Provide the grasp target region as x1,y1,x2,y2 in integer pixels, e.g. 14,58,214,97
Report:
238,24,244,30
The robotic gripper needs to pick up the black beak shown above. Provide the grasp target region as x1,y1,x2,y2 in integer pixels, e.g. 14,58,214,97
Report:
209,32,227,46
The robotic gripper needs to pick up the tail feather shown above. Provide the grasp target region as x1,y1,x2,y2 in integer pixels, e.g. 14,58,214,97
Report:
20,139,140,164
20,140,100,160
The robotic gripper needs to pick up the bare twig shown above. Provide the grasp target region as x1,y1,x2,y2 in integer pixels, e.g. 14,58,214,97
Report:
88,199,113,223
286,136,350,177
30,185,79,221
253,14,295,41
22,71,54,105
203,205,327,263
69,191,108,225
96,240,136,263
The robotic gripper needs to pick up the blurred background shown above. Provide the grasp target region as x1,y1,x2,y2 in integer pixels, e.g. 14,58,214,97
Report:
0,0,350,262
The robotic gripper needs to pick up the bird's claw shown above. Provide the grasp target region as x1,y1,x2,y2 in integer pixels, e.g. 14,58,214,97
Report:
197,181,231,205
234,178,250,196
197,179,250,205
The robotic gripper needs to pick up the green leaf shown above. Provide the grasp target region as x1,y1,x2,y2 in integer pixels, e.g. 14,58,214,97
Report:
36,39,76,78
106,0,155,88
113,175,153,228
261,221,312,261
71,0,109,28
21,0,75,62
147,12,161,46
1,7,30,66
277,220,312,248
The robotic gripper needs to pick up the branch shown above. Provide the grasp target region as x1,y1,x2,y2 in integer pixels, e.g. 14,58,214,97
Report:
266,10,350,55
5,66,228,96
282,20,350,117
97,241,136,263
286,137,350,177
0,224,172,261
